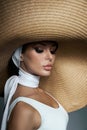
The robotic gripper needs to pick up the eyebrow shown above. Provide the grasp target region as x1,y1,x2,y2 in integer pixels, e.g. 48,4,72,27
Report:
40,43,47,46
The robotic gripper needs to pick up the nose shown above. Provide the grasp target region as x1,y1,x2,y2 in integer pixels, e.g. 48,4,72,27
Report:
45,50,53,61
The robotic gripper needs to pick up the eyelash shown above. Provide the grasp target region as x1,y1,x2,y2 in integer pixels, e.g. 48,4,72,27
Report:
51,50,56,54
34,47,43,53
34,47,56,54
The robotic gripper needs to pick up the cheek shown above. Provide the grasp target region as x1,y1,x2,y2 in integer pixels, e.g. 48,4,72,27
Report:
52,55,56,63
27,56,43,75
26,54,42,69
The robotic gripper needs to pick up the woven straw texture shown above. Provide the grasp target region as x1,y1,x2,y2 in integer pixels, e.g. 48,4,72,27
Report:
0,0,87,112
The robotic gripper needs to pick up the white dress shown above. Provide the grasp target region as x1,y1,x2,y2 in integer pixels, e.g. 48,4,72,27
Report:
8,97,69,130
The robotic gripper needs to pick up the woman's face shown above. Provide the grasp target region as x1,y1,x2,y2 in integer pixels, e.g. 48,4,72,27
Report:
20,42,58,76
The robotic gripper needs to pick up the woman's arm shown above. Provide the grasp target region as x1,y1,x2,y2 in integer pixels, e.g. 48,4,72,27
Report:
7,102,41,130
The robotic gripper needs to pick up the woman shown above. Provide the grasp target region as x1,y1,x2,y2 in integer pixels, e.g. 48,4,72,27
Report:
1,40,69,130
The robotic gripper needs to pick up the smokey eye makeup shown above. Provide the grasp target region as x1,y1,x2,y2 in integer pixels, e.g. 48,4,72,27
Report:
33,44,58,54
50,46,57,54
32,44,44,53
34,47,44,53
34,47,57,54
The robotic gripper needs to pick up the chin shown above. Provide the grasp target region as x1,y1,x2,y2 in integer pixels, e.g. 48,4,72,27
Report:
33,70,51,77
40,71,51,77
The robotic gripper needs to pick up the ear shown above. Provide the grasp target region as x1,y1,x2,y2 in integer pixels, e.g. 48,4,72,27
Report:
20,54,24,61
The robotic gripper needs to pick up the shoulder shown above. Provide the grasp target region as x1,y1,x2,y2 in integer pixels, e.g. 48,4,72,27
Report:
8,101,41,130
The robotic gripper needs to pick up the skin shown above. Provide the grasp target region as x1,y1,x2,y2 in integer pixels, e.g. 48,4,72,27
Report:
20,42,56,76
7,41,58,130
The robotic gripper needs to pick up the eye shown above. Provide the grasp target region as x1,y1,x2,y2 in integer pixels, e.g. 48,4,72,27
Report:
34,47,44,53
50,47,57,54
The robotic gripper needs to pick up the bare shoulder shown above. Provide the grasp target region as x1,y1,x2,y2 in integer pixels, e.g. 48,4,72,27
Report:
7,101,41,130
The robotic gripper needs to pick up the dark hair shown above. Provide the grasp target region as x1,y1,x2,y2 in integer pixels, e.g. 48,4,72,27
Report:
7,58,19,77
8,40,58,76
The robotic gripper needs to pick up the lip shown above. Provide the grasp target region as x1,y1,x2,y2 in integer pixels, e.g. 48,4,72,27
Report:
43,65,52,71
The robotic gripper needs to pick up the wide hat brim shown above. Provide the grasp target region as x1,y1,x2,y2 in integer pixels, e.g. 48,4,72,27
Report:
0,0,87,112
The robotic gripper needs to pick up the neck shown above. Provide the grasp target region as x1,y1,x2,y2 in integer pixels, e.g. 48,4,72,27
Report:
18,68,40,88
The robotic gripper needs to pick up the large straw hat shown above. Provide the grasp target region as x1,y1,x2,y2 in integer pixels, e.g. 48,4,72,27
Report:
0,0,87,112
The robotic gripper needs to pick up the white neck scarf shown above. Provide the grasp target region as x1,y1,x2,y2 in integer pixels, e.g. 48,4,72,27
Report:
19,67,40,88
1,47,40,130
